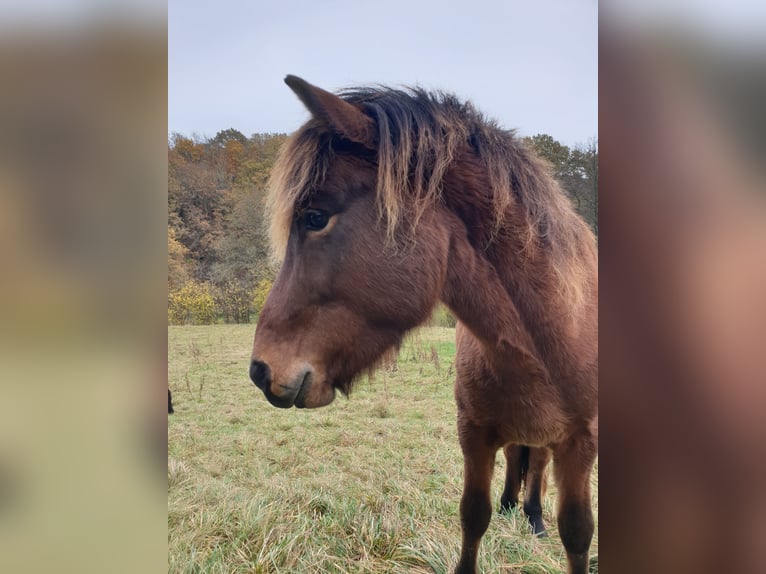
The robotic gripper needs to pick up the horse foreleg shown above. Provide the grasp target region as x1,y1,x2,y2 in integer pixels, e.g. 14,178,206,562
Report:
553,432,597,574
455,423,496,574
523,446,551,536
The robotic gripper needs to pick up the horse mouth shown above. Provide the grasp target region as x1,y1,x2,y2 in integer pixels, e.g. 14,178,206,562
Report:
262,368,312,409
267,368,340,409
293,370,312,408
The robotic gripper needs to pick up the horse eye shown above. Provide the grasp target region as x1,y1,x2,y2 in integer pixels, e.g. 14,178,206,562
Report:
304,209,329,231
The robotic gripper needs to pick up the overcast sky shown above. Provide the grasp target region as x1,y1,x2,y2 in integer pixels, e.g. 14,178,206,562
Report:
169,0,597,147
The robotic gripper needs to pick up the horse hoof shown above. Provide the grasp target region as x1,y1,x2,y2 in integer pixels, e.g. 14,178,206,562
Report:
529,516,547,537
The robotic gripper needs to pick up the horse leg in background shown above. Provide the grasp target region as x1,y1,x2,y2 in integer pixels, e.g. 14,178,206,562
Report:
523,447,551,536
499,446,551,536
455,423,497,574
499,444,525,513
553,432,597,574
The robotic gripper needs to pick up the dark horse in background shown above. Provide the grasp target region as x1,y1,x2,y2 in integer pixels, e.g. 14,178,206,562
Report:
250,76,598,574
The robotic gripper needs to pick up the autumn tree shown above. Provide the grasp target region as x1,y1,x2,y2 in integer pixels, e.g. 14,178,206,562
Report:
170,133,204,162
525,134,598,233
168,226,190,290
168,130,287,323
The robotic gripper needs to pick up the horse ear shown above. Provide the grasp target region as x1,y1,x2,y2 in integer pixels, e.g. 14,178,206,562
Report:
284,75,375,149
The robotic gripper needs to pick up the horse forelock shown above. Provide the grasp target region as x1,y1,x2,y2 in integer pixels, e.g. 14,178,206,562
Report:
267,124,331,260
268,86,595,313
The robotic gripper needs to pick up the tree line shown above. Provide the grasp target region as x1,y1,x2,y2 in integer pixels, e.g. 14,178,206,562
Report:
168,129,597,325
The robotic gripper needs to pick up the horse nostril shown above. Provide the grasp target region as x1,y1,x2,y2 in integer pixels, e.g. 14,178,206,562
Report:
250,360,271,390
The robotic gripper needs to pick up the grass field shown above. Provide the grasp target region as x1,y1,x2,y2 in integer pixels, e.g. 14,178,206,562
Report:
168,324,598,573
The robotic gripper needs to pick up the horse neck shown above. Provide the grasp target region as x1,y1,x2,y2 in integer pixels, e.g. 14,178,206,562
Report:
442,218,558,355
440,150,587,368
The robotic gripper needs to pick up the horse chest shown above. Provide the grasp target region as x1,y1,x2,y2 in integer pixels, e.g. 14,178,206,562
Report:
455,377,567,447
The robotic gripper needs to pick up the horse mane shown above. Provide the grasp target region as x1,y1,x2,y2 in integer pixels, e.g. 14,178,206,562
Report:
267,85,594,312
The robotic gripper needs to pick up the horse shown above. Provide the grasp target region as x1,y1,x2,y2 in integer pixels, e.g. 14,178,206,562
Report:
250,75,598,574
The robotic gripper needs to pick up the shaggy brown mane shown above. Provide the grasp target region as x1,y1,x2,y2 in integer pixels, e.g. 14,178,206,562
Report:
267,85,594,312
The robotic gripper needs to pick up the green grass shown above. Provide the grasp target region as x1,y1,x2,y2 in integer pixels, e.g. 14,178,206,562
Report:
168,325,598,573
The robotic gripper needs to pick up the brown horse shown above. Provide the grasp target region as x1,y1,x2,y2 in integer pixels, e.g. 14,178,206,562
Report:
250,75,598,574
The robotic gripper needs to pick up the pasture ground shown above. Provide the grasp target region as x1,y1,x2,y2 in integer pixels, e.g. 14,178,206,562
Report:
168,324,598,573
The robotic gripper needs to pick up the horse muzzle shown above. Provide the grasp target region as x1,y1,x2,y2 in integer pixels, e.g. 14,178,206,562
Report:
249,359,334,408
